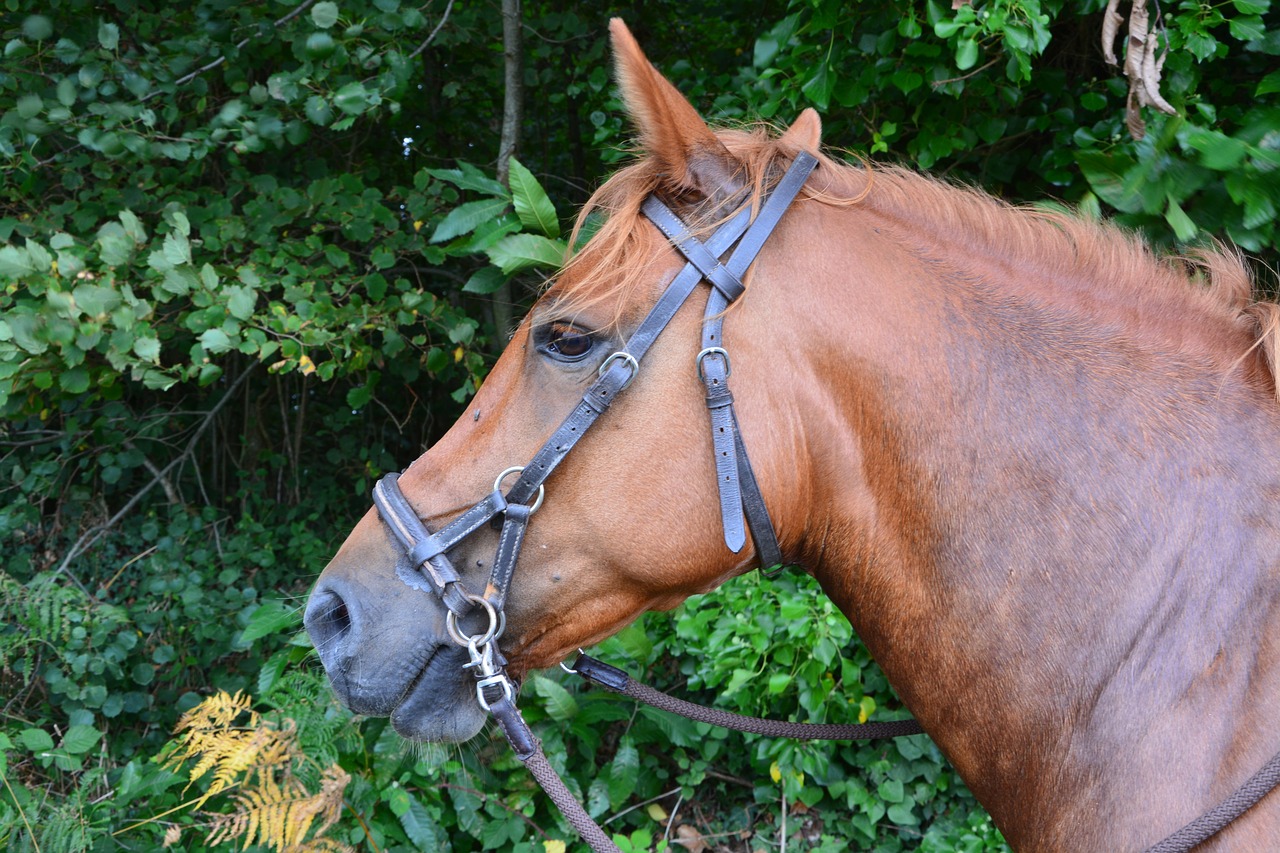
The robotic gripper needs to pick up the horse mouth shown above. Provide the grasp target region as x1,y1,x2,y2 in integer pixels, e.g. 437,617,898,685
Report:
386,641,489,742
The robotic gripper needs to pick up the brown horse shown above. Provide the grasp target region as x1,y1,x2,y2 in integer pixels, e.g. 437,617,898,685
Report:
304,19,1280,850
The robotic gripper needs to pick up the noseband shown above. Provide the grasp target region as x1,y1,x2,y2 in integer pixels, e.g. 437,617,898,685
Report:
371,150,817,693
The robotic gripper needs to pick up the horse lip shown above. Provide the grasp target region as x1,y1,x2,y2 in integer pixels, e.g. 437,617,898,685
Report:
388,640,489,742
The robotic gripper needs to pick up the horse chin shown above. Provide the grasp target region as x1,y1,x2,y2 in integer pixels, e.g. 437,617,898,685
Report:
387,643,489,743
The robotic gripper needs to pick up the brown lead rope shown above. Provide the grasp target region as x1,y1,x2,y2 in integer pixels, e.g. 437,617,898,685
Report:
571,654,924,741
484,654,1280,853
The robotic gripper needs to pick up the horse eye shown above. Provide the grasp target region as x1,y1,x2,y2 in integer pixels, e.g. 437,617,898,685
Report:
542,323,595,361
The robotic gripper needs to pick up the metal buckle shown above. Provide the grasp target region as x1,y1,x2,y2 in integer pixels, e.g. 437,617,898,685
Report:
494,465,545,513
445,592,504,647
696,346,730,381
598,351,640,390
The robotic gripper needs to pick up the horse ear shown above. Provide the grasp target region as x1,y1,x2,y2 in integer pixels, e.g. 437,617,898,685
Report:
609,18,738,197
780,108,822,153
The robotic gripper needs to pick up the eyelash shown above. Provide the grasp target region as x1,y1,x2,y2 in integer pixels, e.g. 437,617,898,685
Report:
539,322,596,361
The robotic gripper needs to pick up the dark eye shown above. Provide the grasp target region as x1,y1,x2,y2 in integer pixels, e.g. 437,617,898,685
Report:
540,323,595,361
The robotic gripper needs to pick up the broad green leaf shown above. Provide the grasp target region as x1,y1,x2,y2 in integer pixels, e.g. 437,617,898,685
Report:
16,93,43,119
163,229,191,266
426,163,510,197
237,600,300,647
396,793,445,849
61,725,102,755
334,81,370,115
18,728,54,752
225,285,257,320
200,328,232,353
1258,70,1280,97
311,1,340,28
607,739,639,807
462,266,508,294
98,21,119,50
530,674,579,721
1164,195,1198,242
801,62,833,110
955,37,979,70
59,366,90,394
0,245,36,279
507,157,560,237
431,198,511,244
133,336,161,362
484,233,566,275
97,221,136,264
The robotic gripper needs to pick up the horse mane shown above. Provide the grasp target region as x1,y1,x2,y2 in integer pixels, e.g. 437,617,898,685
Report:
555,124,1280,398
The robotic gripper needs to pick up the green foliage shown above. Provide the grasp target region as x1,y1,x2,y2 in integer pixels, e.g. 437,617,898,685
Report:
1,1,1276,851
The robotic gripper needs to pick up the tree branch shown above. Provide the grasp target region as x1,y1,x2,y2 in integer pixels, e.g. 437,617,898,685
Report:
56,366,256,589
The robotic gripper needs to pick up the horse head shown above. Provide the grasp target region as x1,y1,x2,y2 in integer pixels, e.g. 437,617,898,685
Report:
304,20,825,743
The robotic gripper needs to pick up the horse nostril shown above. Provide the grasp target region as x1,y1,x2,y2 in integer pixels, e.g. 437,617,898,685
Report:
305,587,354,654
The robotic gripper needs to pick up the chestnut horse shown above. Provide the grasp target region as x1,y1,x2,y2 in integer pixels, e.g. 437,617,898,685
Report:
305,19,1280,850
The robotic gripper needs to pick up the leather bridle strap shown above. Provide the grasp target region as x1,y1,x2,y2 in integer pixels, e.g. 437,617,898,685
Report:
639,152,815,563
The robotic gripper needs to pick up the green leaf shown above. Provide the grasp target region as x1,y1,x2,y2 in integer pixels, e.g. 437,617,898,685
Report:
237,600,300,647
397,793,445,849
225,285,257,320
955,37,979,70
200,328,232,353
484,233,566,275
62,725,102,756
507,157,560,237
431,198,512,244
19,728,54,752
462,266,508,294
133,336,161,362
801,61,834,110
311,1,340,28
530,674,579,721
608,739,640,807
425,163,510,197
0,245,36,279
1164,195,1198,242
59,366,90,394
17,93,43,119
163,230,191,266
334,81,370,115
98,20,119,50
1258,70,1280,97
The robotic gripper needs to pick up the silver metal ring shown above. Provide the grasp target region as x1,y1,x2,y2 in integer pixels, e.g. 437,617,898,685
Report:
445,593,502,647
598,351,640,390
494,465,545,513
696,346,730,381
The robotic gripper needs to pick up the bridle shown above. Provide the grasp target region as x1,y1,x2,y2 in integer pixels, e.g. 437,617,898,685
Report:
371,150,816,703
366,149,1280,852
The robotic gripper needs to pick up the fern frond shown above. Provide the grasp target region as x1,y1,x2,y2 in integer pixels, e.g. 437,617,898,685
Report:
205,764,350,852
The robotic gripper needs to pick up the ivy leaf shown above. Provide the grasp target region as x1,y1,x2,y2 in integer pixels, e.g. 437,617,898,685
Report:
484,233,566,275
508,157,560,238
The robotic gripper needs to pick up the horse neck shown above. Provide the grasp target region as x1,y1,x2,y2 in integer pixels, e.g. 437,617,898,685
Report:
762,204,1280,846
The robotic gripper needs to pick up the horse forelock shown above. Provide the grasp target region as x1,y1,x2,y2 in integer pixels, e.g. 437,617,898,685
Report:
550,122,1279,397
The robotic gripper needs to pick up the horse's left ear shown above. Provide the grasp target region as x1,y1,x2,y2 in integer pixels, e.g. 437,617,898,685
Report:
780,108,822,153
609,18,738,198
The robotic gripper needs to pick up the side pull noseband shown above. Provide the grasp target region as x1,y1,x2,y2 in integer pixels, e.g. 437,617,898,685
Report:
372,151,817,625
